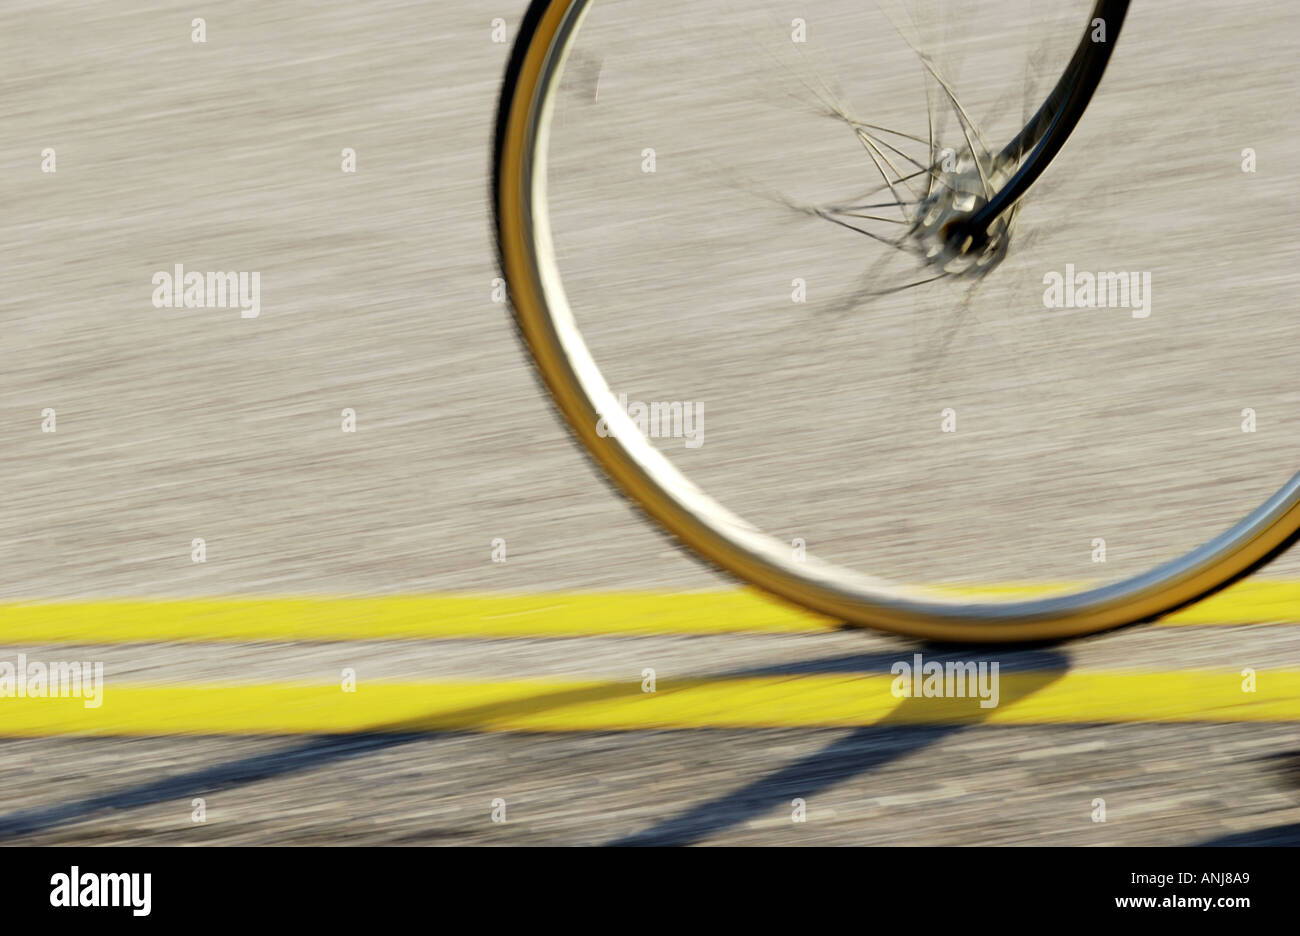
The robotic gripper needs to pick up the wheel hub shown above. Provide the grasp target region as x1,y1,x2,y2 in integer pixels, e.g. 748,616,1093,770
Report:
909,156,1018,276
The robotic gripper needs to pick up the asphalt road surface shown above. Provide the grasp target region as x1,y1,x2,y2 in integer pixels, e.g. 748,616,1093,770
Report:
0,0,1297,845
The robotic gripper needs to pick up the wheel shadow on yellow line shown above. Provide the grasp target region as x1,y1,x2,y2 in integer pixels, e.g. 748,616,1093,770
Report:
0,679,657,841
607,648,1068,845
0,649,1066,843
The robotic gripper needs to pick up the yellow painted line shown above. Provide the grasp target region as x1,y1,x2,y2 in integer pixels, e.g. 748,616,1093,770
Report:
0,580,1296,645
1,670,1296,736
0,591,832,642
932,580,1300,626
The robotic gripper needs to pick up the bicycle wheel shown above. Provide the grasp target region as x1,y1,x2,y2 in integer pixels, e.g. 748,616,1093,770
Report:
494,0,1300,641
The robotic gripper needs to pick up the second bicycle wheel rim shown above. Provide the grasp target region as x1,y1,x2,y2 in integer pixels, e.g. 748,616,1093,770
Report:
494,0,1300,642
